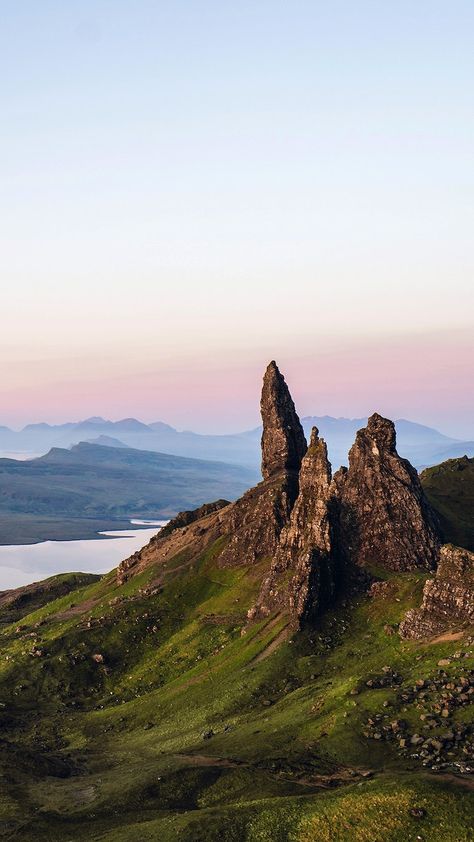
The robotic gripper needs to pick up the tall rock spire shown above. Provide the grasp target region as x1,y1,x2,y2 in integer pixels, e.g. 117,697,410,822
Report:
260,361,307,480
335,413,440,572
217,361,305,567
250,427,335,626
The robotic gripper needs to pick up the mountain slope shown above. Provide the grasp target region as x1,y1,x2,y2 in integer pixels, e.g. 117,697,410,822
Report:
0,363,471,840
421,456,474,551
0,443,257,544
0,522,472,841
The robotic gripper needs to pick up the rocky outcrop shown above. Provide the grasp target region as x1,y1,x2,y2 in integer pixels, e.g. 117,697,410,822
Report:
399,544,474,639
116,366,444,634
117,504,229,585
260,361,307,480
117,363,307,578
217,362,306,568
334,413,440,572
158,500,230,539
215,474,297,568
250,427,335,625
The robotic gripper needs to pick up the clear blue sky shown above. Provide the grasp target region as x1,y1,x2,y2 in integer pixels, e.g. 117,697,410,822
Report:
1,2,473,435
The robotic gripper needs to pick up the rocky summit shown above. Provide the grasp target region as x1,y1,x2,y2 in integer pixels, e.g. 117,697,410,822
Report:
400,544,474,639
334,412,440,573
260,360,307,480
1,361,473,842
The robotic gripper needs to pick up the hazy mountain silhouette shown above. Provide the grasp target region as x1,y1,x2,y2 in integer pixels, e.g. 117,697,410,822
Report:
0,415,471,469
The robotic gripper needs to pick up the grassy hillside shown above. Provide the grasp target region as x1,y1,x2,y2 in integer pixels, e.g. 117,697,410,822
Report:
0,536,472,840
0,572,100,625
421,456,474,551
0,443,257,544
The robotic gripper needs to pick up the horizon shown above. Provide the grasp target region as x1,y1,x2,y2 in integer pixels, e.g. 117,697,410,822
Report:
0,339,472,438
0,397,471,442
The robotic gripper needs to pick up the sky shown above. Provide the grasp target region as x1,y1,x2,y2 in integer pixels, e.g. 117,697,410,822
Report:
1,1,473,437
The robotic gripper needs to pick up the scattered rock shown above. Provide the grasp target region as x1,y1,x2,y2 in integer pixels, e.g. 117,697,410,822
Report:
202,730,214,740
410,807,426,819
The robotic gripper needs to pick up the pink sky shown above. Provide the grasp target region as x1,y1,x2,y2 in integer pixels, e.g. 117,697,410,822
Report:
1,2,473,441
1,328,472,439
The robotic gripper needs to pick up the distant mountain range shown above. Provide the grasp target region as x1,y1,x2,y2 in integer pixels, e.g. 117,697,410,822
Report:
0,442,258,544
0,415,472,470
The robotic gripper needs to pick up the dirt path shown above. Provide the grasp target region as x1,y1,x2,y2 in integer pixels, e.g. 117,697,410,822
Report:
174,753,244,769
174,753,369,790
432,772,474,791
251,623,291,663
55,597,100,619
428,630,465,644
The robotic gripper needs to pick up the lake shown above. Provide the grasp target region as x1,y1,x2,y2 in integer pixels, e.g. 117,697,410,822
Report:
0,522,168,590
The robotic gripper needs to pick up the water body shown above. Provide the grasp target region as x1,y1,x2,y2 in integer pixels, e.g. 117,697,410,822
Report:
0,523,168,591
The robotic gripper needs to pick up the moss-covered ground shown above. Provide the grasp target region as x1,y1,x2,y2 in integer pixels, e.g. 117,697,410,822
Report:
0,540,472,840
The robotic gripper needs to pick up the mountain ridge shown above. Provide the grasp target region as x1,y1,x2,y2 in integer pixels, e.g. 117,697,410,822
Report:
0,443,257,545
0,415,471,470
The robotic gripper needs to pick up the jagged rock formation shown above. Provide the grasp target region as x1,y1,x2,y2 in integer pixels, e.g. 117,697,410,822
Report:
250,427,335,625
399,544,474,639
260,361,307,480
334,413,440,572
216,362,306,568
117,365,445,630
118,363,307,579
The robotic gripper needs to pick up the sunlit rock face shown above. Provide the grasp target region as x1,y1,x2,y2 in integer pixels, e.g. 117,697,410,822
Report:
250,427,335,626
399,544,474,639
333,413,440,573
260,361,307,481
117,364,444,633
217,361,306,568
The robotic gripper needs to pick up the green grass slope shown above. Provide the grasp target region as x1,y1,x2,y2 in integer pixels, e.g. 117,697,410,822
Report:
421,456,474,551
0,538,472,841
0,572,100,626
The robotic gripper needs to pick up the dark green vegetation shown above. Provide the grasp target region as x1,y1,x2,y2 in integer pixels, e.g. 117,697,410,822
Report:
0,572,100,625
421,456,474,551
0,539,472,840
0,444,257,544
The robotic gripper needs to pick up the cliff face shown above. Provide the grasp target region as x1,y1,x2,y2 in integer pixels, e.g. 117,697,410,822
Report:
217,362,306,568
117,362,453,631
260,361,307,481
250,427,335,626
334,413,440,573
399,544,474,639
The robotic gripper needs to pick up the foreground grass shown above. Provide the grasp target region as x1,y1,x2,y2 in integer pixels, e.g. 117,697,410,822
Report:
0,538,472,840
